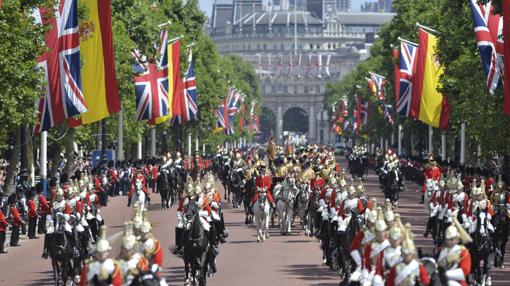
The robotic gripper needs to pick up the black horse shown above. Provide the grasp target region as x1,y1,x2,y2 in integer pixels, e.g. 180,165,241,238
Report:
348,155,367,179
48,216,74,286
72,227,92,282
228,167,244,209
182,200,209,286
470,211,494,285
381,168,405,205
337,213,364,284
157,168,172,210
492,203,510,268
243,175,256,225
170,165,185,200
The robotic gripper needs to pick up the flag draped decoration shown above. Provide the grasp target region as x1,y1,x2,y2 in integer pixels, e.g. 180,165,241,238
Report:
216,87,241,135
393,48,400,104
158,29,168,69
76,0,120,125
354,95,361,134
150,39,181,124
361,101,368,127
468,0,501,94
33,0,87,133
504,0,510,115
134,64,168,121
239,97,246,132
249,101,256,132
181,48,198,122
366,73,386,100
397,40,418,117
411,28,451,129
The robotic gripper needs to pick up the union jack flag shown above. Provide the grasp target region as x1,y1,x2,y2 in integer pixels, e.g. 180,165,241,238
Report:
131,49,147,74
158,29,168,69
469,0,501,94
216,87,240,135
397,41,418,117
367,72,386,101
33,0,87,133
134,64,169,121
181,49,198,122
382,103,394,125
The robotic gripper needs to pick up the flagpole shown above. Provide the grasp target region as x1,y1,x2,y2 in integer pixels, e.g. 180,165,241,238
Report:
118,109,124,161
397,124,403,156
188,133,192,159
416,22,440,35
441,133,446,161
195,136,199,153
136,133,141,160
397,37,419,46
41,131,48,198
428,125,433,155
460,122,466,165
150,128,156,157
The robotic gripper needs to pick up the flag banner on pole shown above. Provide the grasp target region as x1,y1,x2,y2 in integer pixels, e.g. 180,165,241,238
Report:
76,0,120,125
468,0,501,94
33,0,87,133
182,48,198,122
316,53,322,78
411,28,451,129
397,40,419,118
134,64,168,121
158,29,168,69
249,101,256,132
325,53,332,77
354,95,361,134
393,48,400,106
239,97,246,132
150,40,181,124
367,72,386,101
361,101,368,127
503,0,510,115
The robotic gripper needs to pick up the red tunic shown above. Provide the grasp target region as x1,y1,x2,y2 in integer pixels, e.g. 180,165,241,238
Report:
422,166,441,193
311,177,325,194
109,168,119,183
251,176,274,204
0,210,7,232
350,230,365,252
79,262,122,286
27,199,37,218
146,240,164,267
10,206,22,226
38,194,50,215
362,242,387,277
386,263,430,286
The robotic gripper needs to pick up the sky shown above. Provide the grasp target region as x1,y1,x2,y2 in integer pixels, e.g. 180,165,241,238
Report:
198,0,368,17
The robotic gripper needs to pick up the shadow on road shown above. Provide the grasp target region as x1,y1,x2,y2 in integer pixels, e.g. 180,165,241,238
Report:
279,263,339,285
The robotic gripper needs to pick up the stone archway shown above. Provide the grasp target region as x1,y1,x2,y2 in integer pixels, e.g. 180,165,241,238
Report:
259,106,276,142
283,107,308,134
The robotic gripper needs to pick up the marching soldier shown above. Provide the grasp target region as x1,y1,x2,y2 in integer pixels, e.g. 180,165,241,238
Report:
27,191,38,239
0,202,7,253
9,194,24,247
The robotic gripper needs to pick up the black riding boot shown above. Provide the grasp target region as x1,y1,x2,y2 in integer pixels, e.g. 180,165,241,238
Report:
423,217,434,238
173,227,183,255
127,196,132,207
42,233,51,259
420,194,424,204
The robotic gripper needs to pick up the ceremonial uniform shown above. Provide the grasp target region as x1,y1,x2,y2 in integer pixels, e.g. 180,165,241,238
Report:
38,193,50,234
423,162,441,193
0,209,7,253
119,253,149,285
27,197,38,239
251,175,274,205
437,245,471,286
9,204,23,246
80,258,123,286
386,259,430,286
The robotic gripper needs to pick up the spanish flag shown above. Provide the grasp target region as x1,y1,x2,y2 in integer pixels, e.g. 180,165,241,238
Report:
150,40,181,125
411,28,450,129
77,0,120,124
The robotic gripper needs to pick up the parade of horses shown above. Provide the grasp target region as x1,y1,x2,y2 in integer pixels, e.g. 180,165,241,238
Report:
2,136,508,286
4,0,510,285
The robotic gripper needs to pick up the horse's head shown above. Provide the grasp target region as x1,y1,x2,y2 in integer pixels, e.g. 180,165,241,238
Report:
257,187,267,207
184,200,199,230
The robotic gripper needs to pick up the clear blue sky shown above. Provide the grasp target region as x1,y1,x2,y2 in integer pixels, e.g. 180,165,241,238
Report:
198,0,369,16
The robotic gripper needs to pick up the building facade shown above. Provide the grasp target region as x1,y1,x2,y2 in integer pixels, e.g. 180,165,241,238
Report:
210,0,394,144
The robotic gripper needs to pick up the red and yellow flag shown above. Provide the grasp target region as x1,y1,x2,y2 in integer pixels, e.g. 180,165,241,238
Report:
411,28,450,129
150,40,181,125
76,0,120,125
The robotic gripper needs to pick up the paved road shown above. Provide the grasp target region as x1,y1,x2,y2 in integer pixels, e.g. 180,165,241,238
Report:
0,157,509,285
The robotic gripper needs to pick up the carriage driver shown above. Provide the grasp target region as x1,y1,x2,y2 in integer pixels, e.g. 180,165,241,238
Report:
251,163,275,208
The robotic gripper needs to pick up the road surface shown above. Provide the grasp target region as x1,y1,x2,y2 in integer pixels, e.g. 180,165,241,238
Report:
0,157,509,285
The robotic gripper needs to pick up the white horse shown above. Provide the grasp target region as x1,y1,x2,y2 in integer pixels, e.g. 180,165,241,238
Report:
275,178,297,235
296,182,311,235
252,187,271,242
132,178,147,212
